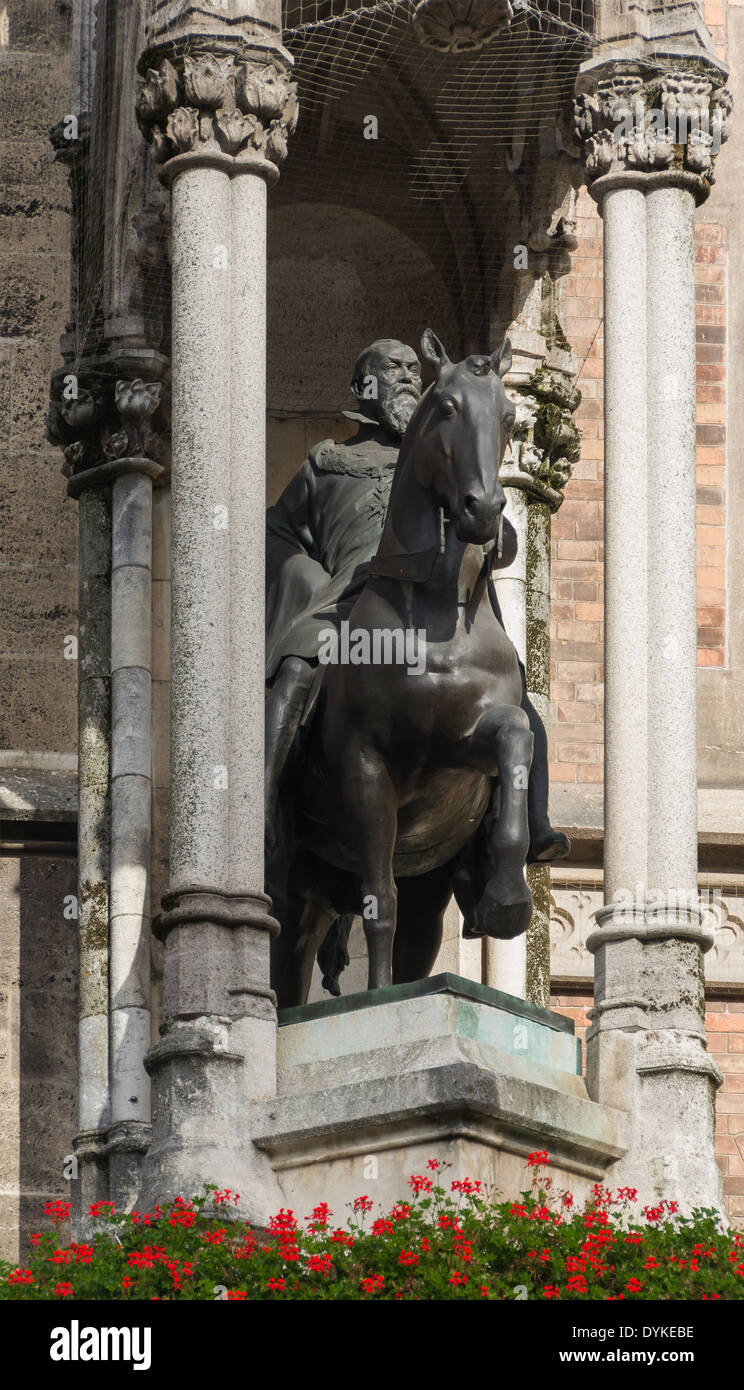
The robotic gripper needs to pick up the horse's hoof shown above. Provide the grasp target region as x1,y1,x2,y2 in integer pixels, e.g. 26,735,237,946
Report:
472,879,532,940
527,828,571,864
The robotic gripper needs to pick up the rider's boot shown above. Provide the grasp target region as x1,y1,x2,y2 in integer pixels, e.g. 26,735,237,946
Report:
521,680,571,864
265,655,314,851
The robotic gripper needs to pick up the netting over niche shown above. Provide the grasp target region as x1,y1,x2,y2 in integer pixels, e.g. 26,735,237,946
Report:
272,0,593,346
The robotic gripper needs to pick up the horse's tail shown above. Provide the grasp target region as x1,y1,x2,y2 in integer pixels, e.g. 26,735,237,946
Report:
317,914,354,996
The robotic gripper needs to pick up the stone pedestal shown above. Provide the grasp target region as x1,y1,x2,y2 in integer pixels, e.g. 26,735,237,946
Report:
250,976,628,1214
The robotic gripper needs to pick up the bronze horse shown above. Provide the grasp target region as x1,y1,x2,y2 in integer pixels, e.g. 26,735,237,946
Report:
270,330,534,1007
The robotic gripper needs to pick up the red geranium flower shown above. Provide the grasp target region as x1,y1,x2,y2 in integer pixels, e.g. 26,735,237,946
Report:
44,1200,72,1225
89,1200,115,1220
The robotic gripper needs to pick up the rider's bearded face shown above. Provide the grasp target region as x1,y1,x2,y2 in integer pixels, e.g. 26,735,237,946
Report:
371,349,422,438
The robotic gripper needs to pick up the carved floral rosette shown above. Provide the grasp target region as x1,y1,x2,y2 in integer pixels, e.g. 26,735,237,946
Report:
502,367,581,503
573,66,732,187
136,52,299,171
47,373,169,479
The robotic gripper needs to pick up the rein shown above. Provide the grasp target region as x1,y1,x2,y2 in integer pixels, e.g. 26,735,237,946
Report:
369,509,504,586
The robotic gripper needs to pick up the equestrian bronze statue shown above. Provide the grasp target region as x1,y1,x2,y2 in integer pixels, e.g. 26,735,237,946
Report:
266,331,568,1006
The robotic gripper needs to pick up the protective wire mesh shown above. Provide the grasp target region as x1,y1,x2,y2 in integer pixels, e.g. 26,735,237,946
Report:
273,0,593,339
59,0,594,366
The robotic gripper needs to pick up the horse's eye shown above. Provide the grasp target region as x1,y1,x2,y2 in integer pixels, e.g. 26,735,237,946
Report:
440,398,457,417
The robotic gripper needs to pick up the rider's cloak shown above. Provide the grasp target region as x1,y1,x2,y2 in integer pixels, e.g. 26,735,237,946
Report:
265,417,400,681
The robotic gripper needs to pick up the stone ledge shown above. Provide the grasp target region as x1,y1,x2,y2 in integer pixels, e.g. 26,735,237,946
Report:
278,972,575,1033
251,1059,629,1181
0,768,77,823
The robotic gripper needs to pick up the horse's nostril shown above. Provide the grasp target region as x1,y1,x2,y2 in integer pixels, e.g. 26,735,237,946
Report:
464,493,479,514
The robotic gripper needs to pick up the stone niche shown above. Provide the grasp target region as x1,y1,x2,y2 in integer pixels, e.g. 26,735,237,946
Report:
247,974,628,1215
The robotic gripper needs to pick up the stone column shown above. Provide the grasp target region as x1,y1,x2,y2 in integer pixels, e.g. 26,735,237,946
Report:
489,486,529,999
491,365,579,1002
48,364,167,1221
574,61,732,1207
135,6,297,1220
106,379,166,1203
70,480,112,1220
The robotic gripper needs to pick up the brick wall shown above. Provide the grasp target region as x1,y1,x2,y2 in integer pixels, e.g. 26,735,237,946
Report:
707,998,744,1223
696,223,728,669
550,200,729,785
551,989,744,1224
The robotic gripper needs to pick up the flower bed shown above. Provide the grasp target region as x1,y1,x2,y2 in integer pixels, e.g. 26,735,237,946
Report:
1,1154,742,1300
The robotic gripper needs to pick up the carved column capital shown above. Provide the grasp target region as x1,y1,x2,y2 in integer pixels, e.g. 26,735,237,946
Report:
136,49,298,182
573,59,732,203
47,361,171,490
500,367,581,511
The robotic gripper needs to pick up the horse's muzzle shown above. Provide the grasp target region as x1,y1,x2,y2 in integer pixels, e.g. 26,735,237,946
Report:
453,490,506,545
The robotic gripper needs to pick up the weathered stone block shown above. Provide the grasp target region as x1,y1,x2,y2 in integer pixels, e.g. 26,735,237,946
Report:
4,0,71,51
0,449,77,568
0,54,72,142
0,564,76,656
0,656,77,751
0,142,70,250
0,253,68,345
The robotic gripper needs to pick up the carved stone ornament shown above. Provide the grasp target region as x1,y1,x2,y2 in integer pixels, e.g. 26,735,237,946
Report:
136,53,298,171
412,0,512,53
522,215,579,281
46,373,169,480
573,65,732,189
502,367,581,502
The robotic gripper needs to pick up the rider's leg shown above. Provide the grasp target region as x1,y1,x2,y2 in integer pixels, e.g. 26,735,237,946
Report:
265,654,315,848
518,664,571,863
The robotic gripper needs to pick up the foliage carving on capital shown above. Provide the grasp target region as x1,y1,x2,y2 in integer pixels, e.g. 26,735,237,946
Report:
47,373,169,480
502,368,581,503
573,64,732,188
136,52,298,170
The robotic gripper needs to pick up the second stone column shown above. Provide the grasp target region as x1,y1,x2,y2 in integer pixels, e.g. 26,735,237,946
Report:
135,13,298,1220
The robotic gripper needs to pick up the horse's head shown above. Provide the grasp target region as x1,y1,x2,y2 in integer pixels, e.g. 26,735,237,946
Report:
410,329,514,546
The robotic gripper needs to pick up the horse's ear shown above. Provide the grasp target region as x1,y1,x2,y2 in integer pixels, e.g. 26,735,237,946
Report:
491,337,513,379
420,329,450,378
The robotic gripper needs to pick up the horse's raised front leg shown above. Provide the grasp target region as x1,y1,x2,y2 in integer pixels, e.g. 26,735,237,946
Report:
466,704,534,940
339,743,398,990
